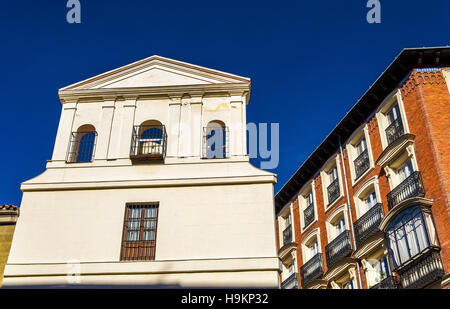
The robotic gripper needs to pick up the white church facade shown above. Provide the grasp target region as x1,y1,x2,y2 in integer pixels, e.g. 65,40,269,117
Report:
4,56,279,287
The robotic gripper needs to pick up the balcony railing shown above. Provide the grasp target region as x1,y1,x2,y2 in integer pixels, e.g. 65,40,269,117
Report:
304,204,315,228
283,224,293,246
327,178,340,205
325,230,352,269
66,131,98,163
300,253,324,288
387,171,425,210
354,149,370,179
354,203,384,247
281,272,299,289
130,125,167,161
385,118,405,145
370,275,399,289
396,246,445,289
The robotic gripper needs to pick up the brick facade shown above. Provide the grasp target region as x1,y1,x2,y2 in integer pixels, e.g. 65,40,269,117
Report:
276,51,450,290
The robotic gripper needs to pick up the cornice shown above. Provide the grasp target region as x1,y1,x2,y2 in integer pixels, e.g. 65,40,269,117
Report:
279,242,298,261
353,233,385,259
59,83,250,104
323,257,356,281
401,69,446,97
375,134,415,167
60,55,251,91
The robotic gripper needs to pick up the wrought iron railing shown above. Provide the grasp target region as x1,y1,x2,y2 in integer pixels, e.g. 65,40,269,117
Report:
300,253,324,288
385,118,405,145
281,272,299,289
387,171,425,210
327,178,340,205
396,246,445,289
354,149,370,179
66,131,98,163
283,224,293,246
130,125,167,161
304,204,315,228
370,275,399,289
325,230,352,269
354,203,384,247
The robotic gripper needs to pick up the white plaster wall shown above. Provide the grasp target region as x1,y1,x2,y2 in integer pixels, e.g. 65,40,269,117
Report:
8,182,276,264
51,94,246,163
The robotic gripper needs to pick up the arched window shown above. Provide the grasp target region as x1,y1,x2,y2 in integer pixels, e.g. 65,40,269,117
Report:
203,120,228,159
386,206,431,268
67,124,97,163
130,120,167,160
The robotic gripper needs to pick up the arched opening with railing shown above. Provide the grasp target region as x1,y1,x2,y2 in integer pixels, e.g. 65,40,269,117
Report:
66,124,97,163
130,120,167,161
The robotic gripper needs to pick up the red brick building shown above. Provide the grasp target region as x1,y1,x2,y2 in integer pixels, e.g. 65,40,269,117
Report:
275,47,450,289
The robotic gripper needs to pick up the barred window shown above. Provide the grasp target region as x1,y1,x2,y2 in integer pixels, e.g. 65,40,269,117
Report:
121,203,159,261
66,124,97,163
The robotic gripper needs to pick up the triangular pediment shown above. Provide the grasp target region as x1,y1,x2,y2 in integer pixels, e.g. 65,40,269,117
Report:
61,55,250,91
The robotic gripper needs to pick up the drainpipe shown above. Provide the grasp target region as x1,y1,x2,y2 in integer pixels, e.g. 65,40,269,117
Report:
339,140,363,289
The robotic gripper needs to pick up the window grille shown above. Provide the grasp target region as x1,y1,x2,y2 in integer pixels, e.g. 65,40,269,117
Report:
120,203,159,261
66,131,97,163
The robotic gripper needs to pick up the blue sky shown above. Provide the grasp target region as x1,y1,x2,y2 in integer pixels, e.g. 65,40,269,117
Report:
1,1,449,206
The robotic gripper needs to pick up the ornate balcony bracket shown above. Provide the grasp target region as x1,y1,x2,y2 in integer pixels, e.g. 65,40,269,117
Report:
279,242,298,262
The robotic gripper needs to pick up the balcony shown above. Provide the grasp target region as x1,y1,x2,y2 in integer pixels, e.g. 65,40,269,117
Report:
300,253,324,288
130,125,167,161
387,171,425,210
354,149,370,180
283,224,293,246
385,118,405,145
325,230,352,269
304,204,315,228
396,246,445,289
327,178,340,205
354,203,384,247
370,275,399,289
281,272,299,289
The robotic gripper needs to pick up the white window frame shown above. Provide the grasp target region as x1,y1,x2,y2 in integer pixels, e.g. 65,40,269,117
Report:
301,228,322,264
353,176,382,219
345,123,375,186
320,154,345,211
375,89,411,150
325,204,350,242
298,180,319,232
383,146,420,190
278,203,295,247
